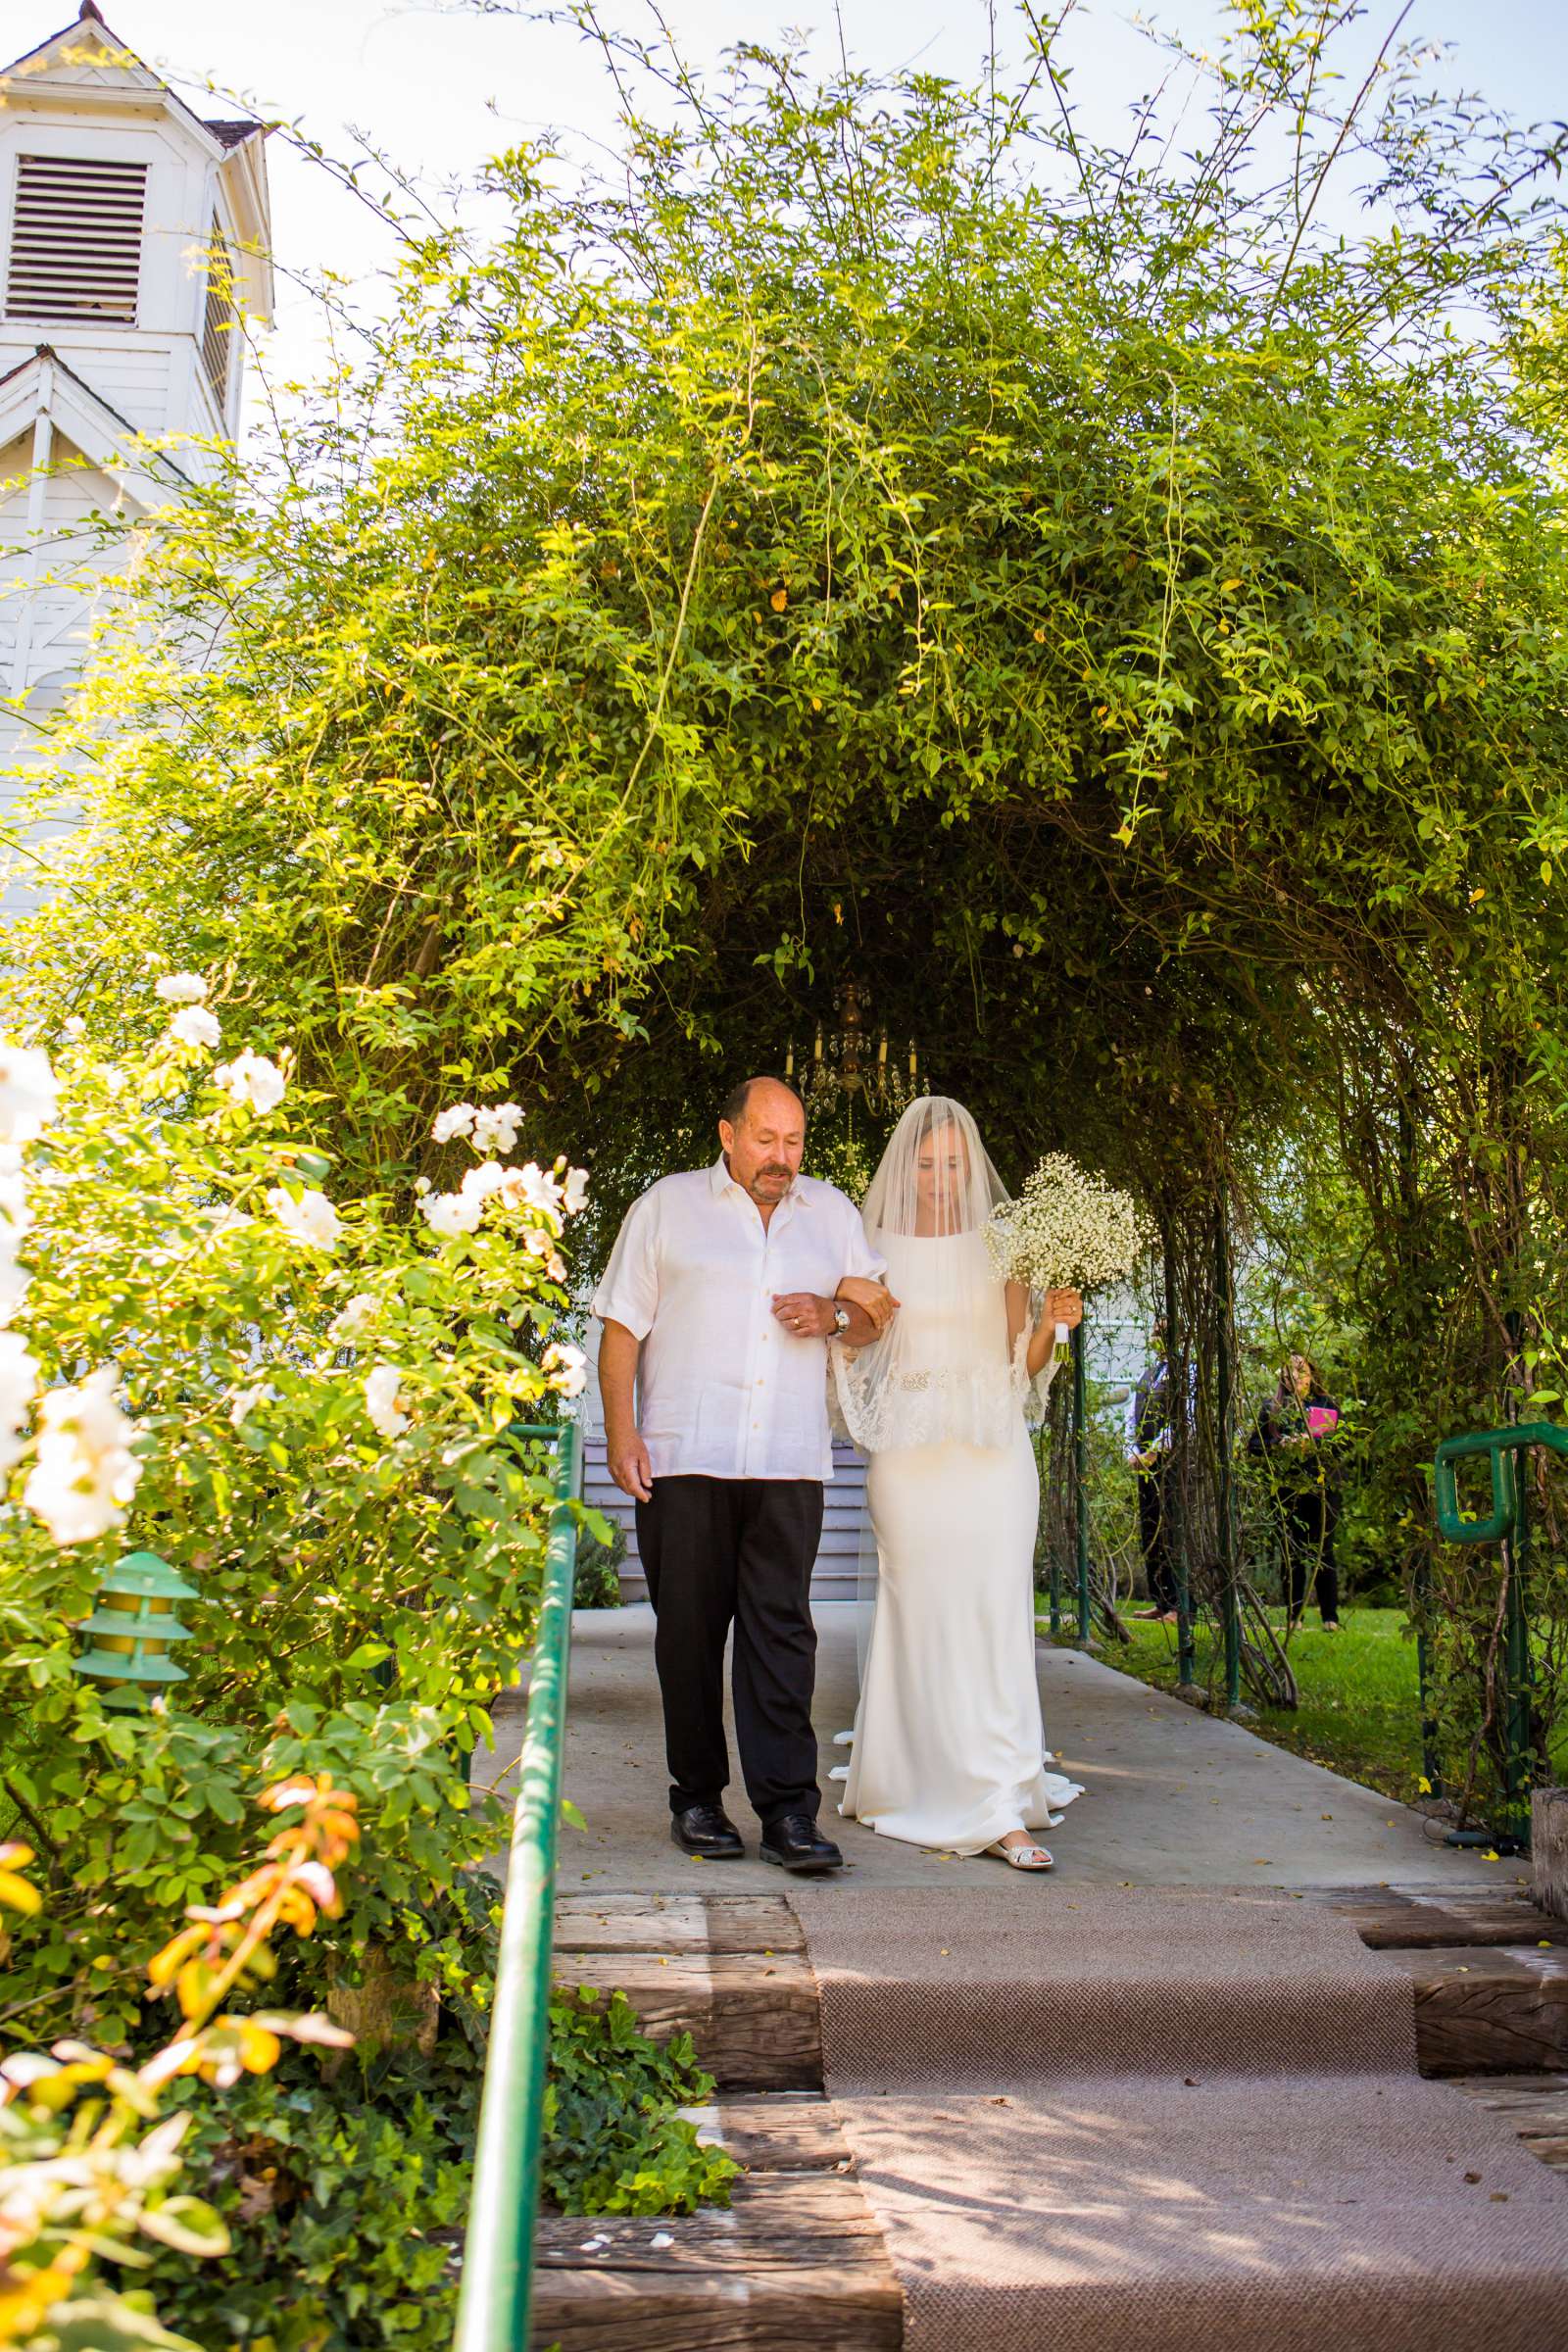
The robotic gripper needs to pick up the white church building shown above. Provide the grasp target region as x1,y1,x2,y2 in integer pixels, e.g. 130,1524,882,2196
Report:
0,2,271,912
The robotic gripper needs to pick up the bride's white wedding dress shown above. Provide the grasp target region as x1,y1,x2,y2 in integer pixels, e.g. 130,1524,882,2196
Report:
834,1222,1085,1854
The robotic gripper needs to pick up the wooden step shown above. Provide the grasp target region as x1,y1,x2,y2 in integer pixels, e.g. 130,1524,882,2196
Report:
1323,1885,1568,2075
554,1894,821,2091
1329,1886,1568,1949
532,2090,901,2351
561,1891,1568,2086
1447,2071,1568,2170
1382,1944,1568,2076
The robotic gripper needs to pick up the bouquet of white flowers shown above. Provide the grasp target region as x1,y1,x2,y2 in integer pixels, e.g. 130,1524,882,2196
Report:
985,1154,1152,1338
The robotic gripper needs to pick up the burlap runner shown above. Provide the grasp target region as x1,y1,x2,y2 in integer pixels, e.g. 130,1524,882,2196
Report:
790,1885,1568,2351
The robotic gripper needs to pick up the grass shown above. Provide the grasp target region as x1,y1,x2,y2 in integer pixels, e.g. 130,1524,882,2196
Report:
1043,1604,1428,1803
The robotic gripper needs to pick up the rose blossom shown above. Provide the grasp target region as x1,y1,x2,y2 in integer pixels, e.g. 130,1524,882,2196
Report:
431,1103,477,1144
214,1049,286,1114
267,1186,343,1250
0,1047,57,1145
170,1005,221,1051
363,1364,410,1440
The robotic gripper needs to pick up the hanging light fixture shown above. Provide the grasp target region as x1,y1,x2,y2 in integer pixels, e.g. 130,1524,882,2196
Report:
785,976,923,1119
73,1550,200,1707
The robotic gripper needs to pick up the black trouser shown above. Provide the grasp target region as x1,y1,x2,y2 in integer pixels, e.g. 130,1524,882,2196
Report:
1137,1467,1178,1613
1282,1488,1340,1624
634,1475,824,1827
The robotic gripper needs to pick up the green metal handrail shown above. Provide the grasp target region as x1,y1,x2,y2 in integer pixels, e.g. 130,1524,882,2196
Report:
453,1416,582,2352
1431,1419,1568,1850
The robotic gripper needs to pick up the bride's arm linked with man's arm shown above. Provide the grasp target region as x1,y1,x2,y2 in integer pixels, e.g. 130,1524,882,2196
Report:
831,1274,899,1345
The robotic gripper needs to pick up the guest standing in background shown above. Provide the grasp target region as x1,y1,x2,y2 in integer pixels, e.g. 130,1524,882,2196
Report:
1250,1353,1344,1632
1127,1319,1178,1625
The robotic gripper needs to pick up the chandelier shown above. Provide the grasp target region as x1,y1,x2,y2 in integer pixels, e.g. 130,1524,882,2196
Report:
785,977,923,1121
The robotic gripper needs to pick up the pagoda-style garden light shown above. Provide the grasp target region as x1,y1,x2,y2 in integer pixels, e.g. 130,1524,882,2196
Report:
72,1550,201,1707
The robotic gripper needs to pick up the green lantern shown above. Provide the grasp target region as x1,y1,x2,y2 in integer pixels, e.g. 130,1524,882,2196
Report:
73,1550,200,1704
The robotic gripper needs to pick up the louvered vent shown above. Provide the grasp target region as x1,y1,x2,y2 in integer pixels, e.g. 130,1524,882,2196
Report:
200,216,234,408
5,153,148,323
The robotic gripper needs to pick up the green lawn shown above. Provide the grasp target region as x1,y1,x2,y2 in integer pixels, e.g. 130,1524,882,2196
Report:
1043,1606,1428,1802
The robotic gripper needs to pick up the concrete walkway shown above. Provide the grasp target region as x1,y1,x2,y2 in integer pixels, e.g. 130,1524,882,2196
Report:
477,1604,1520,1897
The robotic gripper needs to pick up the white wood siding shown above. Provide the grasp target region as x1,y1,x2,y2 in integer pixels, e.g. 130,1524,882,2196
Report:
580,1434,868,1606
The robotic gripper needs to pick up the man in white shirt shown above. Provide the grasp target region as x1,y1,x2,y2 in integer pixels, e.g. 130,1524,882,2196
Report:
594,1075,892,1873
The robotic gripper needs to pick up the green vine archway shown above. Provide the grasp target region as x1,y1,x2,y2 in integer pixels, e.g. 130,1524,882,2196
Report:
13,3,1568,1825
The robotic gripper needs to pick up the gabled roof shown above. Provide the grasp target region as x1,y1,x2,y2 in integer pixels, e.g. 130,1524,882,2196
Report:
0,339,195,499
204,119,264,151
2,7,267,167
1,6,274,324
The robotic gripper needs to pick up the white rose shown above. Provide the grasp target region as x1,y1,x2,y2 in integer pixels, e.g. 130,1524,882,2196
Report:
23,1365,142,1546
471,1102,522,1156
24,1440,142,1544
511,1162,563,1215
0,1329,38,1471
431,1103,477,1144
460,1159,507,1206
62,1016,85,1042
562,1166,590,1216
420,1189,481,1239
328,1293,377,1343
267,1186,343,1250
214,1049,286,1114
155,972,209,1004
229,1381,272,1426
170,1005,221,1051
542,1342,587,1398
0,1170,29,1246
363,1363,410,1440
0,1254,28,1327
0,1046,57,1145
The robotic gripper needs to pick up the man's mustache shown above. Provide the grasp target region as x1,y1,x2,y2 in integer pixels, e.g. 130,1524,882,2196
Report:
759,1162,792,1179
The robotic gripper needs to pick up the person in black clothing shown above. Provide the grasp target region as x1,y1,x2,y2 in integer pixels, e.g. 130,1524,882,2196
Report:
1250,1354,1343,1631
1128,1320,1178,1622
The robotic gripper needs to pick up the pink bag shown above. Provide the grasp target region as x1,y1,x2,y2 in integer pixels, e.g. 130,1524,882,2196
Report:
1305,1404,1340,1439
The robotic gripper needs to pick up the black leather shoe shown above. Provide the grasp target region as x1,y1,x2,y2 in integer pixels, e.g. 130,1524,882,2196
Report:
670,1803,744,1859
760,1812,843,1874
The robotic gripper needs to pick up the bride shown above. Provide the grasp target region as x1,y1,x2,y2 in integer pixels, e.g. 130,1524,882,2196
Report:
831,1097,1085,1871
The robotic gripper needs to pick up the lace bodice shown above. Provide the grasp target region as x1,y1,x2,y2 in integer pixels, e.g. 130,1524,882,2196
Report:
831,1227,1055,1455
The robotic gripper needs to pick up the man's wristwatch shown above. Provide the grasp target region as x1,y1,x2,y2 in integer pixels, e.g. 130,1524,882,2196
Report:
832,1302,852,1336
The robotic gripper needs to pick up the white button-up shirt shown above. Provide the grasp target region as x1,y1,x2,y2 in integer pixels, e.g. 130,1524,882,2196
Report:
592,1156,885,1483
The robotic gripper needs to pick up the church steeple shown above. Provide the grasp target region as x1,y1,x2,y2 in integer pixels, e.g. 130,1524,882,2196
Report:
0,8,274,912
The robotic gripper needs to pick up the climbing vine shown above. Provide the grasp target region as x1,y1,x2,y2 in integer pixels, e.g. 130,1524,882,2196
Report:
10,2,1568,1824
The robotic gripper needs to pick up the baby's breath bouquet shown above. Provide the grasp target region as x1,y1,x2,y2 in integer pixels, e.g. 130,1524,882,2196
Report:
985,1155,1152,1336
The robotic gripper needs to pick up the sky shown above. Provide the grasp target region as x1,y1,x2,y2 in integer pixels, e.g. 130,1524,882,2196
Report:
9,0,1568,410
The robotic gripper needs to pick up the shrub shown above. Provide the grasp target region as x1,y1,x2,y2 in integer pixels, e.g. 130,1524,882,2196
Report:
571,1516,625,1610
0,1781,362,2352
0,1000,589,2045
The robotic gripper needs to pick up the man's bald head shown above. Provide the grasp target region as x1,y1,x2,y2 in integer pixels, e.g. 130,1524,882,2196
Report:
718,1076,807,1210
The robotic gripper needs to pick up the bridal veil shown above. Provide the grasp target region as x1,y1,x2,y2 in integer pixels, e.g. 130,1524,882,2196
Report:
830,1095,1054,1457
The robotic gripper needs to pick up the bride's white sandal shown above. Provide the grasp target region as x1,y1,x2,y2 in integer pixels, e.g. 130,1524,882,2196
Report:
986,1833,1054,1872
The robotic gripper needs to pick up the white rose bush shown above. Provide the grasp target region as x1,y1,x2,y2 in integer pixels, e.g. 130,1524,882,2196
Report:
0,977,598,2052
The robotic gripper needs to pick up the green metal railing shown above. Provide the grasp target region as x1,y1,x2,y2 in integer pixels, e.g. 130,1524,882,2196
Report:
453,1417,581,2352
1432,1419,1568,1851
